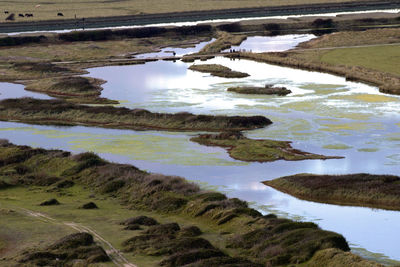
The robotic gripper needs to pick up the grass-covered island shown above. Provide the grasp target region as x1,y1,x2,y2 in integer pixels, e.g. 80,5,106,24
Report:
0,98,270,132
0,140,382,266
228,85,292,96
191,132,342,162
24,76,118,104
264,173,400,211
189,64,249,78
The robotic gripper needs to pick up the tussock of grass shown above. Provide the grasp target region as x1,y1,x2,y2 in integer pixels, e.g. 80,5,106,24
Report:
305,248,384,267
264,173,400,210
228,218,349,266
189,63,249,78
0,98,271,132
121,221,257,266
191,131,341,162
17,232,110,266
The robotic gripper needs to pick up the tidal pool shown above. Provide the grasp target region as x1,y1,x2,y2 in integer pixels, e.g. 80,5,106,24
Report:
222,34,315,53
0,82,52,100
1,37,400,263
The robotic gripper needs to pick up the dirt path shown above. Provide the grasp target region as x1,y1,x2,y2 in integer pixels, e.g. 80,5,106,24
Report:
19,208,136,267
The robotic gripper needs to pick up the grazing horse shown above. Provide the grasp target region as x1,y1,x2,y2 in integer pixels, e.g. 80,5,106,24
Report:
18,13,24,17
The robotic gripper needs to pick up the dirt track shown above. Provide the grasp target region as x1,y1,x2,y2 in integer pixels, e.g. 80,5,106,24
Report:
20,208,136,267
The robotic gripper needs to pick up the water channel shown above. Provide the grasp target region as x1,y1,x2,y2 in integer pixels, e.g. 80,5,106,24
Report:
0,34,399,264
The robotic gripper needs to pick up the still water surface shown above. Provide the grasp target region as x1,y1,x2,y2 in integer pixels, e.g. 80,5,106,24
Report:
0,34,399,264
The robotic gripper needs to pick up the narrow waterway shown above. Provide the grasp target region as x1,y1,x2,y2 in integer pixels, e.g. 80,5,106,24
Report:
0,34,399,264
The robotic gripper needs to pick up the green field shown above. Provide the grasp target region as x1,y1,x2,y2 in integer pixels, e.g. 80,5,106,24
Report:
320,45,400,76
0,0,371,21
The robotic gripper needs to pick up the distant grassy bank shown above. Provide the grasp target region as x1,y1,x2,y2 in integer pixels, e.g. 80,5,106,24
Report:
264,173,400,210
0,140,383,266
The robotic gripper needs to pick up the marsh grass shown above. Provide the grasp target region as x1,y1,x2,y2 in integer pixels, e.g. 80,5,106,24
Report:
264,173,400,210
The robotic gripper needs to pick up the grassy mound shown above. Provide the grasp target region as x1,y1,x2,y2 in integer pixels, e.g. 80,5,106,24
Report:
17,232,110,266
264,173,400,210
191,132,342,162
189,64,249,78
39,198,60,206
306,248,384,267
0,98,271,132
122,222,258,267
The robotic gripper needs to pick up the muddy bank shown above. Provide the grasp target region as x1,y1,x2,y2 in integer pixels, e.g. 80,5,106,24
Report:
264,173,400,211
